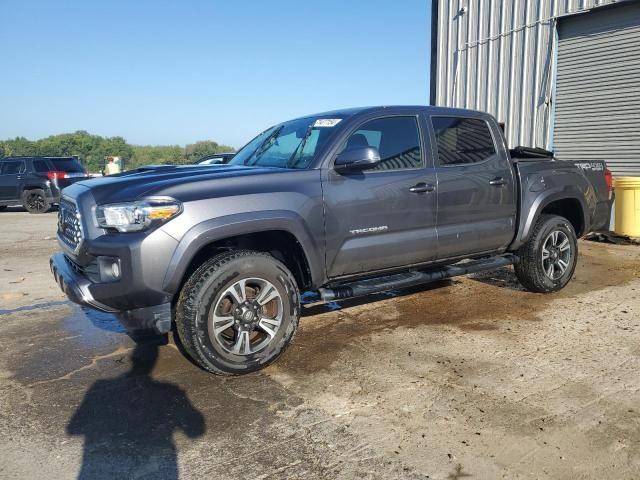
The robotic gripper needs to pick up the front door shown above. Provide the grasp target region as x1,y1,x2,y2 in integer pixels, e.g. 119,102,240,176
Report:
0,160,25,201
323,114,438,278
429,115,517,259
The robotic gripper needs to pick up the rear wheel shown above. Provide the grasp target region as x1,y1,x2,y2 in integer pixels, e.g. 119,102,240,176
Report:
515,214,578,293
22,189,51,214
176,250,300,375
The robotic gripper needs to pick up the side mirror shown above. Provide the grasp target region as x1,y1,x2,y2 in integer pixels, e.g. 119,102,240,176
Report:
334,146,381,172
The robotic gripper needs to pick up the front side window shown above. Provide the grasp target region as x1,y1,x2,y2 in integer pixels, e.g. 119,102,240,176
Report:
343,116,422,171
0,161,24,175
431,117,496,166
230,116,343,169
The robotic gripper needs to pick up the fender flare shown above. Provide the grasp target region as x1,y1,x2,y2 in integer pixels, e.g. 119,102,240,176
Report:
162,210,324,293
21,184,54,197
511,188,589,250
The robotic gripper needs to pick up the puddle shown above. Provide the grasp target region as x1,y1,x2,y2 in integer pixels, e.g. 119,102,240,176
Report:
8,305,129,384
471,243,639,297
7,241,638,382
0,300,71,315
279,242,639,376
62,306,127,343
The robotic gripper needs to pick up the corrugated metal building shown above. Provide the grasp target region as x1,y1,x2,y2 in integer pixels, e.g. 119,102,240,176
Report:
431,0,640,175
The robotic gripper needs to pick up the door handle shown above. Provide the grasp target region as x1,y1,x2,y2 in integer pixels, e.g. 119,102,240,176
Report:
489,177,507,186
409,182,435,193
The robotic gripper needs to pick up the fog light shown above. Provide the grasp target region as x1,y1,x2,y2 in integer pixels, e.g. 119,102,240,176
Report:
111,261,120,279
97,256,121,282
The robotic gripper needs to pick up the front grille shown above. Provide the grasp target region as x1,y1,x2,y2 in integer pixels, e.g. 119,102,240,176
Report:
58,199,84,251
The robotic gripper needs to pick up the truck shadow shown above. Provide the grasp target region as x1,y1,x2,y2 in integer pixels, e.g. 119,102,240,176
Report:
66,343,205,480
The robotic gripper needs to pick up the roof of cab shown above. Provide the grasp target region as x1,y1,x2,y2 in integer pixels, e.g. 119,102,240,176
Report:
296,105,491,120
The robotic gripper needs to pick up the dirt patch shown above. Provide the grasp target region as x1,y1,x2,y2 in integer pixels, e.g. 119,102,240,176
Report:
1,211,639,479
458,322,499,331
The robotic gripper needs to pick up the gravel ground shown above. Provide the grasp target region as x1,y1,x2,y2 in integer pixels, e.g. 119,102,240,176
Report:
0,209,639,479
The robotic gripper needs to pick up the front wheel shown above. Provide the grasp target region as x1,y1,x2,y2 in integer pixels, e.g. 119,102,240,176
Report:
176,250,300,375
515,214,578,293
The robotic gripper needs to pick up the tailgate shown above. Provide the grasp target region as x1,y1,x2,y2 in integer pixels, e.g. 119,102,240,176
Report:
573,160,609,200
573,160,612,231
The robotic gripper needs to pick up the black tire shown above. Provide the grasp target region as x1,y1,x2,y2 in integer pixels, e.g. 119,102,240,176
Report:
22,189,51,214
515,214,578,293
176,250,300,375
0,206,7,211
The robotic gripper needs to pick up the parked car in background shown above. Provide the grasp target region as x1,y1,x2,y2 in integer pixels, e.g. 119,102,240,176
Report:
0,156,88,213
197,152,235,165
50,106,613,375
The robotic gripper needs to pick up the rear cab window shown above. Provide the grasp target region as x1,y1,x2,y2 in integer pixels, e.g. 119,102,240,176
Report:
431,117,496,166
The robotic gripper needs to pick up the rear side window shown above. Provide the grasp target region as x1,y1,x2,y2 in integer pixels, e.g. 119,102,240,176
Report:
431,117,496,166
0,161,25,175
33,160,50,172
344,116,423,171
50,158,85,172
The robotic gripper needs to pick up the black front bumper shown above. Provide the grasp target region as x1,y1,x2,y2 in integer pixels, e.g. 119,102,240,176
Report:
50,253,172,335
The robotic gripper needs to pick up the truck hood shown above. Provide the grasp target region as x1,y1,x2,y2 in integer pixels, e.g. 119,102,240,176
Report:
72,164,288,204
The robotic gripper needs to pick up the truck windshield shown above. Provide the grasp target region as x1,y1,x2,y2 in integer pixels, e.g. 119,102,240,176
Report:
229,116,343,169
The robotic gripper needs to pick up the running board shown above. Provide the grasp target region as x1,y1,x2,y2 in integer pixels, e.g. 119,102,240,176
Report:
318,254,517,302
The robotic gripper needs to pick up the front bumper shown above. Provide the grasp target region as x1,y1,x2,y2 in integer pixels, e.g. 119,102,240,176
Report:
50,253,172,335
50,252,117,312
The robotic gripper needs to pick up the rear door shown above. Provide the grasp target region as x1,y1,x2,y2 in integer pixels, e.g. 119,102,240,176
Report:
429,115,517,258
0,160,26,201
323,113,438,277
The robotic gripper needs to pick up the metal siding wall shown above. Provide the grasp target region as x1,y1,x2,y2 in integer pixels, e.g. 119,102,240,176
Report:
554,2,640,175
435,0,621,150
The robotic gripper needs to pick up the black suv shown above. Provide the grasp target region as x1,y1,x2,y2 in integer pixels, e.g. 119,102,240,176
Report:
0,156,88,213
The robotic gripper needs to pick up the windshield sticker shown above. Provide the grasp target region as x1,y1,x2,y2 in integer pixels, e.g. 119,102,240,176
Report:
313,118,342,128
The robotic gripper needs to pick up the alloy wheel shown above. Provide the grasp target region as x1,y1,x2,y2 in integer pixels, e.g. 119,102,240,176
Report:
208,277,283,355
541,230,571,280
27,193,46,212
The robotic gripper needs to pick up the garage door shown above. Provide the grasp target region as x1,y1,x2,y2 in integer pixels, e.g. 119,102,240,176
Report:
554,2,640,176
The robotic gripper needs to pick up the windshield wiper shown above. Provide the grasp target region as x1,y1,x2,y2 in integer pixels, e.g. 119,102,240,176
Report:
245,126,283,166
287,125,314,169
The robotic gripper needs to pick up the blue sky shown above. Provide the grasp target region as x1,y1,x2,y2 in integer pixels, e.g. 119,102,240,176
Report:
0,0,431,147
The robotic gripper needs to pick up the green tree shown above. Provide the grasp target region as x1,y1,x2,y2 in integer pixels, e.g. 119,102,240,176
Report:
184,141,234,164
0,132,234,172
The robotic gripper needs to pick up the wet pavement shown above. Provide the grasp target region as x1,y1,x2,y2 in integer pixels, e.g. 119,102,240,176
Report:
1,211,639,479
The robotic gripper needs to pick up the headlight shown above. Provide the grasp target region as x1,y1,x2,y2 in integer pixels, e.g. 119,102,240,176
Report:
96,198,182,232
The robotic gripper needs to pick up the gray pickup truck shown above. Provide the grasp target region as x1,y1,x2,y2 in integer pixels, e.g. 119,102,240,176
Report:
50,106,613,375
